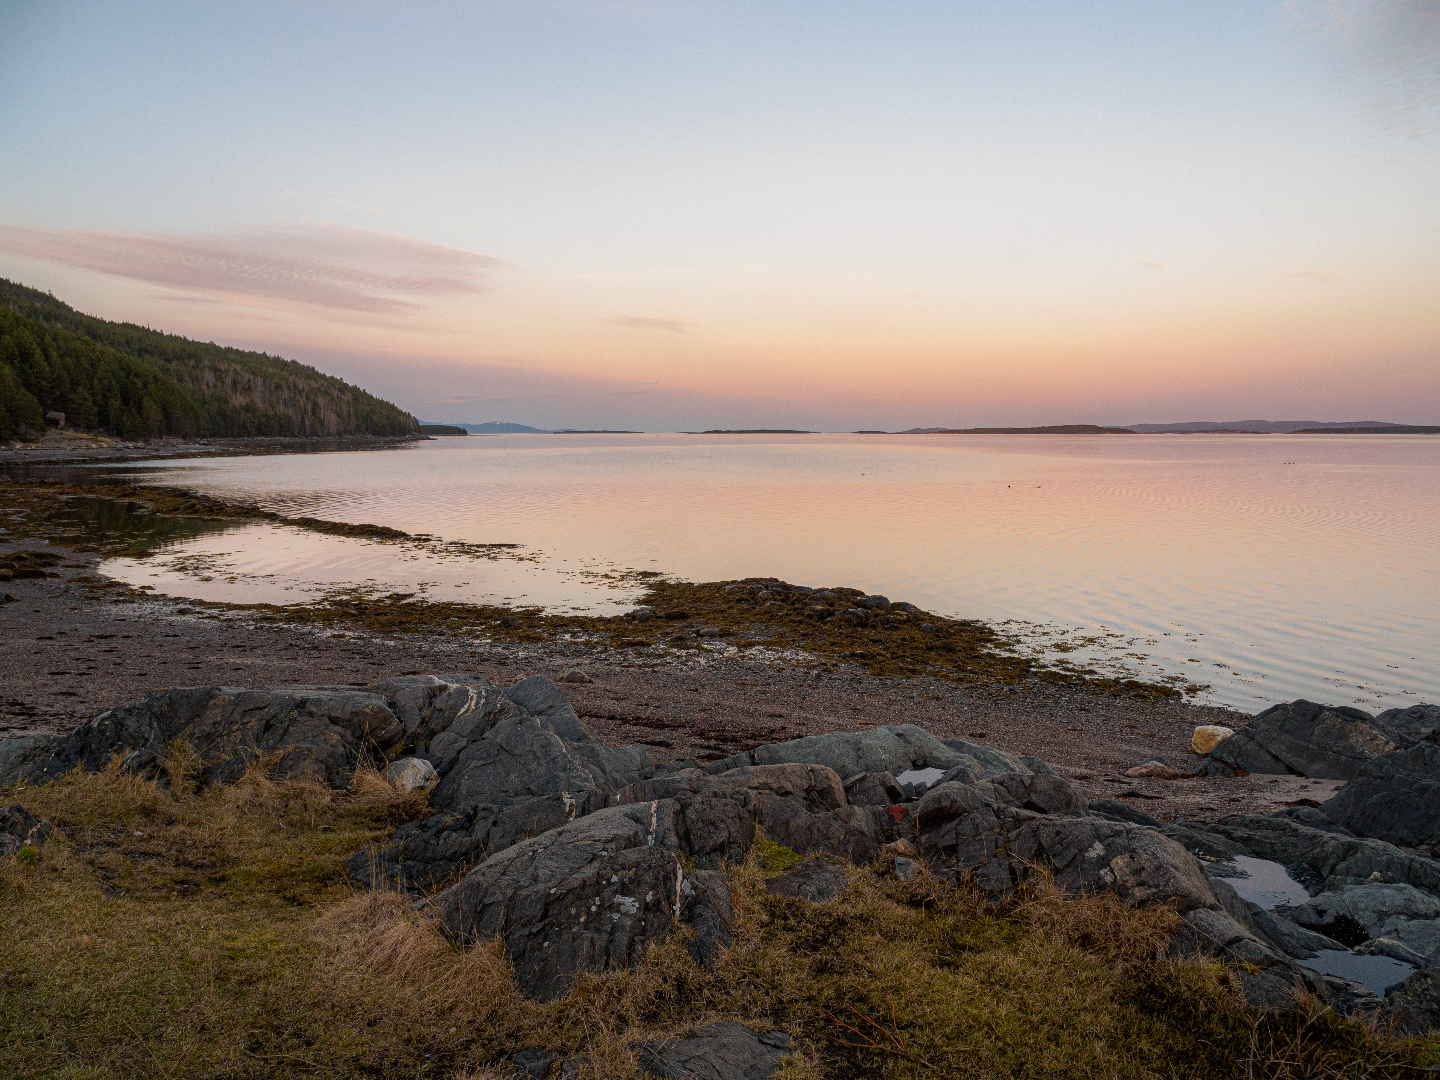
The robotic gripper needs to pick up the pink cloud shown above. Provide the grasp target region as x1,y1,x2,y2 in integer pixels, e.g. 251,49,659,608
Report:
0,223,502,315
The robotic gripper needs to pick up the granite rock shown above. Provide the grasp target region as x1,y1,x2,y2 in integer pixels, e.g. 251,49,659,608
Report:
1208,699,1393,780
422,802,686,1001
634,1023,790,1080
762,857,847,903
1323,737,1440,854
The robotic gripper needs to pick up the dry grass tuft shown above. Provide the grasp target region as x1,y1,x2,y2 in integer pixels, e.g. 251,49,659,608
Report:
160,738,206,794
1004,868,1181,969
4,767,1439,1077
347,760,436,823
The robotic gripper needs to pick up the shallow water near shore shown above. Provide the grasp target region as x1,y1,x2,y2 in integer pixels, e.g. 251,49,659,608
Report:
93,432,1437,711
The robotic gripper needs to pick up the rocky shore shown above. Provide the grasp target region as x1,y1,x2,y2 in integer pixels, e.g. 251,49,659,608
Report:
5,670,1440,1075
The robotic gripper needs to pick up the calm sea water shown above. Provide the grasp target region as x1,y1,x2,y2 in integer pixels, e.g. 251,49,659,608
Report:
101,433,1438,712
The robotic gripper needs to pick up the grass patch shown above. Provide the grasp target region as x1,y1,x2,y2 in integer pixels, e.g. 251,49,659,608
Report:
4,769,1438,1077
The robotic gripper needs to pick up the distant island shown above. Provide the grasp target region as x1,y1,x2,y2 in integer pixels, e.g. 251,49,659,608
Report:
1294,425,1440,435
1123,420,1415,434
684,428,815,435
1,279,418,442
902,424,1135,435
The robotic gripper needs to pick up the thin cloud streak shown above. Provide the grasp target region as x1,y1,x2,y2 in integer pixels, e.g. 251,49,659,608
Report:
0,223,502,315
1286,0,1440,141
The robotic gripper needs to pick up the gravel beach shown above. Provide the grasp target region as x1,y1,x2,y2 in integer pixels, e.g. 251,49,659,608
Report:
1,520,1341,825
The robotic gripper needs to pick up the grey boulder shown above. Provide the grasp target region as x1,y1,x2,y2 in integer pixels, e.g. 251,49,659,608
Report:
1383,969,1440,1036
383,757,438,793
1282,883,1440,946
361,676,656,889
611,763,882,866
0,805,51,857
1371,704,1440,750
1,686,405,789
681,870,733,969
422,801,687,1001
634,1023,790,1080
1169,907,1326,1012
915,777,1218,912
762,857,847,903
1200,816,1440,897
1208,699,1393,780
1247,906,1349,960
746,724,972,779
1323,738,1440,854
941,738,1034,779
350,794,580,892
502,674,593,743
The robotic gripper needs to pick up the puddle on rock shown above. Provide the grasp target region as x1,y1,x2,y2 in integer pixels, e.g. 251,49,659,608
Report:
896,767,947,788
1295,949,1415,996
1206,855,1311,910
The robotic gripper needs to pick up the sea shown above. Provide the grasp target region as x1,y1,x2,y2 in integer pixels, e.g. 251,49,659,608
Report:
92,432,1437,714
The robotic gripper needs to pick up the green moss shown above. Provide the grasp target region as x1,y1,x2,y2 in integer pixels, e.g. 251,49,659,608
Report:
753,838,804,874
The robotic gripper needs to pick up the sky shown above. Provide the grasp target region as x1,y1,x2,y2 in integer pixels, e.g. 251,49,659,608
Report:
1,1,1436,431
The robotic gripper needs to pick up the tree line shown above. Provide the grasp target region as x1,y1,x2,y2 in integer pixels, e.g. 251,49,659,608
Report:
1,279,419,442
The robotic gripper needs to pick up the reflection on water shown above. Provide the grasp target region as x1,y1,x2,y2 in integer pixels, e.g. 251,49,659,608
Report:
104,522,642,612
95,433,1439,710
1206,855,1311,910
1295,950,1414,996
53,496,243,553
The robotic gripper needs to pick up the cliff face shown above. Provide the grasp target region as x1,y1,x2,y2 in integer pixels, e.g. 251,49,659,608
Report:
0,278,418,440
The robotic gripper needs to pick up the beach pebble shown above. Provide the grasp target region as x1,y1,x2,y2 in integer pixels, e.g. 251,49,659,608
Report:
1192,724,1236,755
1125,759,1180,780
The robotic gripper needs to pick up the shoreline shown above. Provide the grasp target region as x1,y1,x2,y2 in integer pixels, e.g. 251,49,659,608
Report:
0,440,1352,827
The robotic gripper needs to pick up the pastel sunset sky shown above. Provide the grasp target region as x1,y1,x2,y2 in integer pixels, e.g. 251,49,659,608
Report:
1,1,1436,430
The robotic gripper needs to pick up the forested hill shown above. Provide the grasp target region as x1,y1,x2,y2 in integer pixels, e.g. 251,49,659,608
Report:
0,279,419,441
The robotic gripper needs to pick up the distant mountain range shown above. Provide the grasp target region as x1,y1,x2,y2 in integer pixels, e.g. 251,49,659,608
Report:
438,421,551,434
